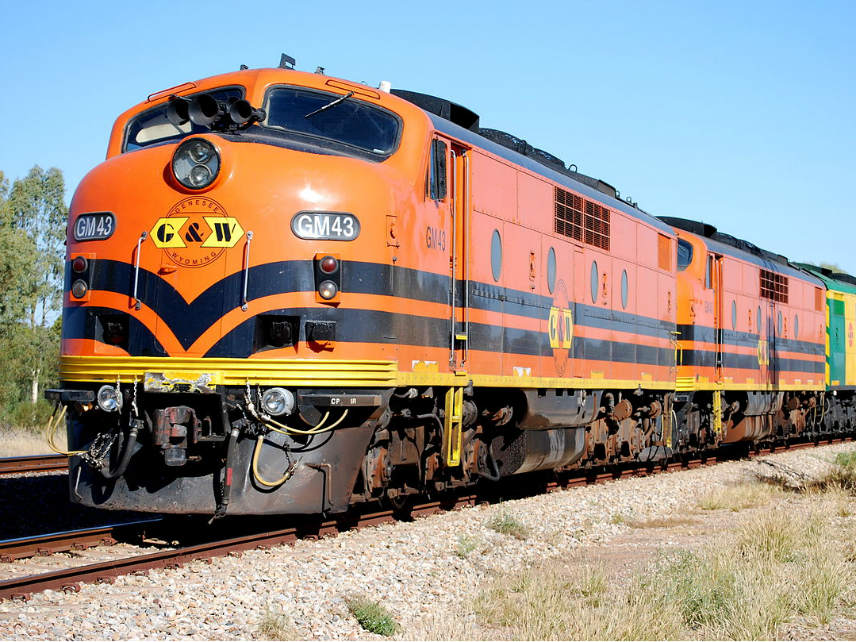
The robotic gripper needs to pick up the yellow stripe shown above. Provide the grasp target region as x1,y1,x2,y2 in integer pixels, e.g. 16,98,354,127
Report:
61,356,398,387
60,355,824,392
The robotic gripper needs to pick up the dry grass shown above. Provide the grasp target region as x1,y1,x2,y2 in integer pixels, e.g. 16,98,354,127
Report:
697,481,781,511
0,426,63,457
255,608,301,640
411,481,856,640
627,515,698,529
485,509,530,540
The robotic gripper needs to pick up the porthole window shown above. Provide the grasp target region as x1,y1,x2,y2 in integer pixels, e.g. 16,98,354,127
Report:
795,315,799,338
777,311,783,335
490,229,502,281
547,247,556,294
621,270,629,309
731,300,737,330
590,261,599,303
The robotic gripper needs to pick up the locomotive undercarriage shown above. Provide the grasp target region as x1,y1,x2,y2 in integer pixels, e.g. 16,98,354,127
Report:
53,382,855,516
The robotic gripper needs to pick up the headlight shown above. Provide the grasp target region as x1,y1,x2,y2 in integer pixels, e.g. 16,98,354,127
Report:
97,385,122,413
172,138,220,189
261,387,295,417
71,279,88,298
318,280,338,300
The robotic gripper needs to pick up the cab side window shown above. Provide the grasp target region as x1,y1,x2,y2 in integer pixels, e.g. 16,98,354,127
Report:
705,254,713,288
428,139,447,200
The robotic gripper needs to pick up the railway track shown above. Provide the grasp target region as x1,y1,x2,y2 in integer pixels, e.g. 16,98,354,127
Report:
0,454,68,476
0,519,162,563
0,436,852,601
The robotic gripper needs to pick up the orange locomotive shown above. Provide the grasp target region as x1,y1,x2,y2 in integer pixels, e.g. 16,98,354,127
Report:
48,60,835,516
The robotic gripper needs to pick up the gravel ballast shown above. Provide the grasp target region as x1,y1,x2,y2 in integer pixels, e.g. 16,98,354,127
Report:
0,443,853,640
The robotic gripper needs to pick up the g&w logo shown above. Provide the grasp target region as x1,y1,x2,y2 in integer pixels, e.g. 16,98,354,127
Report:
150,198,244,268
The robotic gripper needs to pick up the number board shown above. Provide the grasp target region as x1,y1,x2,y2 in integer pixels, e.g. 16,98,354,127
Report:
73,212,115,241
291,211,360,241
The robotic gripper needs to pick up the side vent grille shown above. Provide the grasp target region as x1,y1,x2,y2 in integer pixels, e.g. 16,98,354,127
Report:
760,269,789,303
555,187,609,251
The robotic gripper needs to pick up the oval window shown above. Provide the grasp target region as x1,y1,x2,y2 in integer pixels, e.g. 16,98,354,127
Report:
794,315,799,338
621,270,629,309
490,230,502,281
547,247,556,294
778,311,783,335
731,300,737,330
590,261,599,303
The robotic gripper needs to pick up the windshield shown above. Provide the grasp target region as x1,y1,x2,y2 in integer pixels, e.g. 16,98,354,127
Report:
124,87,244,152
263,86,401,158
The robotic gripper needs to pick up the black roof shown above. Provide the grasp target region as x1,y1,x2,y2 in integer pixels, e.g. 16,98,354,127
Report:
393,89,619,201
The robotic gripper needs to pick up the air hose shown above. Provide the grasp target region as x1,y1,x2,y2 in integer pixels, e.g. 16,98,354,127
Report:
212,424,241,520
251,435,297,488
100,421,140,480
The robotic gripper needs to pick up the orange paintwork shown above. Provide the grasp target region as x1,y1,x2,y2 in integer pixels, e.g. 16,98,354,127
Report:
674,229,824,388
66,66,680,389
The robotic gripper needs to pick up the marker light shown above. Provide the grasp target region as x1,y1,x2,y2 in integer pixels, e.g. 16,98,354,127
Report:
172,138,220,190
96,385,122,413
71,279,88,298
261,387,295,417
318,280,338,300
319,255,338,274
72,256,88,273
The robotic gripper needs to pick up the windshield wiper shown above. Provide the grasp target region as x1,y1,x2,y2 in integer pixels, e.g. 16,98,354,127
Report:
304,91,355,119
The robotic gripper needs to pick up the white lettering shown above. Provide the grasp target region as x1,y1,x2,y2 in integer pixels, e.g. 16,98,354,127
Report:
313,216,330,237
297,214,314,236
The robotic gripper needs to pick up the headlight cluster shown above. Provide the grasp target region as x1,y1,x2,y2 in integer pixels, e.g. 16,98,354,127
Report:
172,138,220,190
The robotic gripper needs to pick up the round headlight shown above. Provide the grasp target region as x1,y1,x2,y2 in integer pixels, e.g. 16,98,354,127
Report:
172,138,220,190
97,385,122,413
71,279,88,298
261,387,295,417
318,280,338,300
188,139,212,163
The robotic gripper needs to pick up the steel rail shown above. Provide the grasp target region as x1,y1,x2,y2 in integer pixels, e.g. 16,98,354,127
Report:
0,454,68,476
0,435,852,601
0,519,162,562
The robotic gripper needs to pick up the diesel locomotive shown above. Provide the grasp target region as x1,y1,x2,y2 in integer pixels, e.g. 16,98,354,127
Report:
48,59,855,516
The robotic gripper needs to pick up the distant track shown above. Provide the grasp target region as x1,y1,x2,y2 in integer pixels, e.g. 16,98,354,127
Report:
0,454,68,476
0,519,162,562
0,435,852,601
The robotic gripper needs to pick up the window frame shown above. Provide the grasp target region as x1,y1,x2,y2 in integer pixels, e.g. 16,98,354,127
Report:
122,85,246,153
260,84,404,160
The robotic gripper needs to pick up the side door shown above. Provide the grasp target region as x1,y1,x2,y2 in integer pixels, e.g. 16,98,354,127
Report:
432,136,471,373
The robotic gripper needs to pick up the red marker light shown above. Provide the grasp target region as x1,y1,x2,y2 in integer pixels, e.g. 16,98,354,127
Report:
319,256,338,274
72,256,88,273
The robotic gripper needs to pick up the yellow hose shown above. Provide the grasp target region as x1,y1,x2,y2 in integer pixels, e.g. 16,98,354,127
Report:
45,405,86,456
263,409,349,436
251,435,295,488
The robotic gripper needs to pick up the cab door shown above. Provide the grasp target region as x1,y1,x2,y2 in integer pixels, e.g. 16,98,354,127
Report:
438,137,471,374
710,253,725,381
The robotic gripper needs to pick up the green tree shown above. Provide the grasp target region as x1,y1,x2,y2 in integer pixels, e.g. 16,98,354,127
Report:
6,166,66,327
0,166,66,412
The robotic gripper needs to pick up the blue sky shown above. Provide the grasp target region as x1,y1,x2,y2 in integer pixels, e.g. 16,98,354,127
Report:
1,0,853,271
